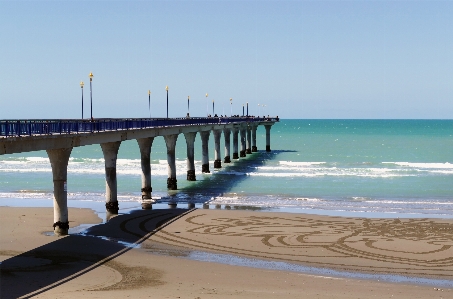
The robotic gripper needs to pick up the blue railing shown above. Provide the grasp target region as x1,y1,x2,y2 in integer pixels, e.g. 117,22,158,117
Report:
0,117,279,137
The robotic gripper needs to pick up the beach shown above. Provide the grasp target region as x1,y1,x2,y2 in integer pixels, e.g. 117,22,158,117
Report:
1,206,452,298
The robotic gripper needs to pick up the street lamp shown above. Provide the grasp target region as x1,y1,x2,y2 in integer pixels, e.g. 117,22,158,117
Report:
230,98,232,116
80,81,84,119
212,99,215,116
246,102,249,116
205,93,208,117
166,85,169,118
89,72,93,119
242,104,244,117
148,90,151,118
187,96,190,117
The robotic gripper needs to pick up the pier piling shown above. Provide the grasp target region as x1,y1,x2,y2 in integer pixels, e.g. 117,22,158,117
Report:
47,147,72,236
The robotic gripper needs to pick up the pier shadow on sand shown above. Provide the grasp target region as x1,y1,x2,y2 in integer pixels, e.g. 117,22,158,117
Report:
163,150,296,205
0,150,294,298
0,209,189,299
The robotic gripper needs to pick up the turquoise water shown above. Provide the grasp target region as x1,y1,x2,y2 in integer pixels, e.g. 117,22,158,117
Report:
0,119,452,218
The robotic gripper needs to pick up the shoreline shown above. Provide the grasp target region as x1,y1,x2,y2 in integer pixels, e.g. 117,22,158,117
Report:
1,195,453,221
1,206,452,298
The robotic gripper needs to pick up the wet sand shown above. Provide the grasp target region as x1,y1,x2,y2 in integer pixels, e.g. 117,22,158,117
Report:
1,206,452,298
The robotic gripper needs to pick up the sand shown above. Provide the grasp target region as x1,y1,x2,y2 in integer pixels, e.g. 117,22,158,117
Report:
1,206,452,299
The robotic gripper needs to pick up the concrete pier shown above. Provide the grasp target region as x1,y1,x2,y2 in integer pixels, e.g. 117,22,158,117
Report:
47,148,72,236
246,127,252,154
223,128,231,163
213,129,222,168
232,127,239,160
200,131,210,173
164,134,178,190
251,125,258,152
265,124,272,152
240,127,246,157
137,137,154,209
184,132,197,181
101,141,121,214
1,116,279,231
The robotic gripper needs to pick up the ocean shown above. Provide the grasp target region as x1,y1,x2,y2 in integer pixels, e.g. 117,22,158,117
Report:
0,119,452,219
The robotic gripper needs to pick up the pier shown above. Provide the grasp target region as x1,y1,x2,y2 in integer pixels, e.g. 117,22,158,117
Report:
0,117,278,235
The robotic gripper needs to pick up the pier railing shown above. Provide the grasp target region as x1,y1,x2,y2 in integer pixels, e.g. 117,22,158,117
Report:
0,117,279,137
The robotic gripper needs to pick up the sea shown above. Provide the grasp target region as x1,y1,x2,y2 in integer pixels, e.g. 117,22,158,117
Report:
0,119,452,219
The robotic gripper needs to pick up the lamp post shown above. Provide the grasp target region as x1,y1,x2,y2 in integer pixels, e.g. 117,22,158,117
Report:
212,99,215,116
205,93,208,117
166,85,169,118
246,102,249,116
242,104,244,116
89,72,93,119
80,81,84,119
230,98,232,116
148,90,151,118
187,96,190,116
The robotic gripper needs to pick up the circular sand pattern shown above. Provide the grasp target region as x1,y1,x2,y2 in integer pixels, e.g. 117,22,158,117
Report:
154,211,453,278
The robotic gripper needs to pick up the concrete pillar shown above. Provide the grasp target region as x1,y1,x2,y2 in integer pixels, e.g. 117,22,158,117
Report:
184,132,197,181
137,137,154,209
213,129,222,168
164,134,178,190
47,147,72,236
265,124,272,152
246,127,252,154
232,127,239,160
223,128,231,163
251,125,258,152
101,141,121,214
200,130,210,173
240,127,246,157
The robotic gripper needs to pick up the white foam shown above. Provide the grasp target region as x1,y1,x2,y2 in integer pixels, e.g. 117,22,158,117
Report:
295,197,320,201
0,158,212,177
69,157,104,163
248,172,410,178
279,161,326,166
383,162,453,169
24,157,49,163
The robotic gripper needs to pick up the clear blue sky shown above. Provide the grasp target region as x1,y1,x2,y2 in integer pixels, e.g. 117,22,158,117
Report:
1,0,452,119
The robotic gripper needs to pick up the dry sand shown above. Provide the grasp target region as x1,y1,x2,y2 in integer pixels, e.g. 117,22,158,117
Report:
1,206,452,298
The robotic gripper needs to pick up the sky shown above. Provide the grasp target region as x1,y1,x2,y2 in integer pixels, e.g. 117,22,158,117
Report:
1,0,452,119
